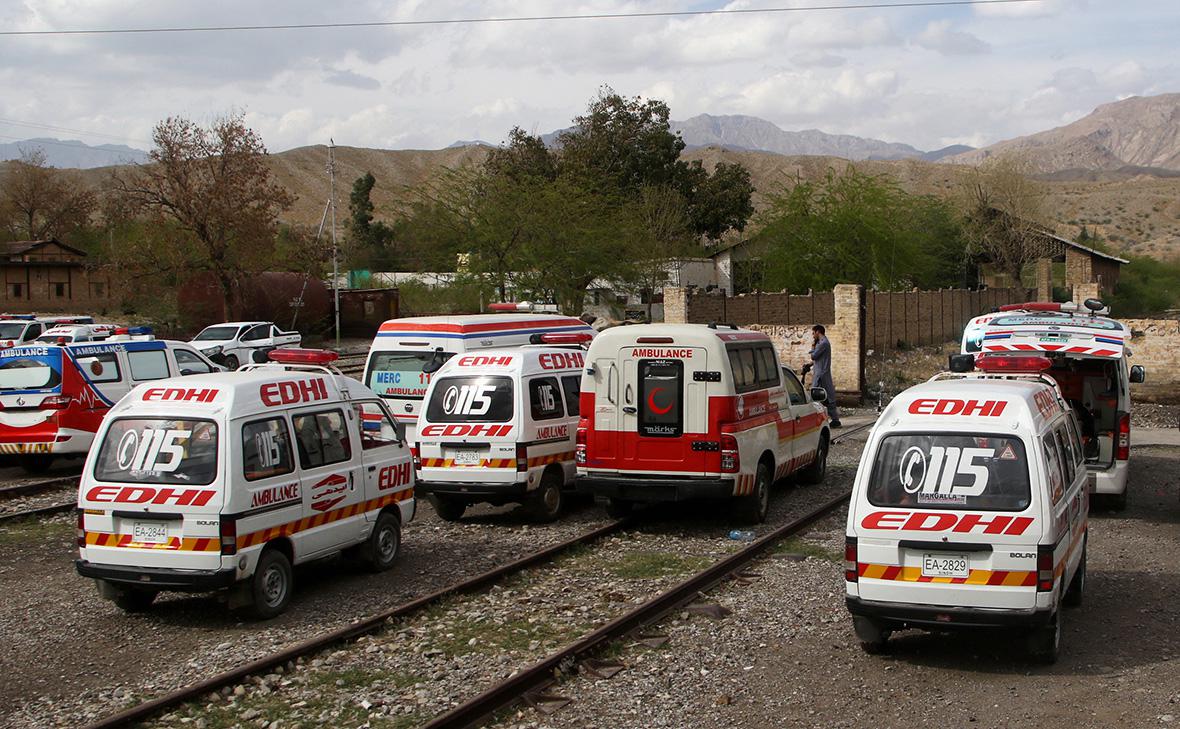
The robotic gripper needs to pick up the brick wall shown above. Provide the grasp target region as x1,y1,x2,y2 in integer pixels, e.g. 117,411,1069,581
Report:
863,287,1033,353
1123,319,1180,400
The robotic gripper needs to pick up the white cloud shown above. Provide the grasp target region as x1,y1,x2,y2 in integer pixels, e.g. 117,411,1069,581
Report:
913,20,990,55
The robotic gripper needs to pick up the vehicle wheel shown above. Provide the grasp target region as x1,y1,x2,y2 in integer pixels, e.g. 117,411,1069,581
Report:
604,497,633,519
734,461,772,524
1107,490,1128,512
112,588,157,613
1064,543,1086,608
224,354,240,371
527,469,564,523
245,549,293,620
797,435,829,485
21,455,54,475
853,616,890,654
1027,614,1061,664
428,494,466,522
359,511,401,572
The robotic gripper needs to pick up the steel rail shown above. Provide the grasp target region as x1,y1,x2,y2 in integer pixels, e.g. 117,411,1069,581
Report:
421,488,852,729
0,474,78,500
80,517,630,729
0,500,75,524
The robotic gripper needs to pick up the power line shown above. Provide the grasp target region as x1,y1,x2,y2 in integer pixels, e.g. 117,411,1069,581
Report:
0,0,1041,36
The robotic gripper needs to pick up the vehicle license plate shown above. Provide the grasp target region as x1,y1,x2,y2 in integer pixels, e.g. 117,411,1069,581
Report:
453,449,482,466
921,553,969,579
132,522,169,544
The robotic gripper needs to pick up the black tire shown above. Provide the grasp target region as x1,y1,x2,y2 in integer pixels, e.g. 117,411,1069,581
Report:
853,616,890,654
1107,490,1128,512
428,494,466,522
1027,614,1061,664
224,354,240,371
245,549,293,620
112,588,157,613
734,461,771,524
527,469,564,523
797,435,829,485
1064,544,1086,608
604,497,633,519
21,455,54,475
359,511,401,572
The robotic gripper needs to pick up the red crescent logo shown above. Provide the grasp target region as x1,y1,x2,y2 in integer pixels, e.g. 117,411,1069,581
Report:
647,387,674,415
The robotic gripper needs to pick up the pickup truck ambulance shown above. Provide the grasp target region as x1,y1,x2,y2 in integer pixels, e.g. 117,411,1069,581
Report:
363,307,595,442
191,321,302,371
416,342,588,522
0,315,94,350
0,329,222,472
845,354,1088,663
961,299,1143,509
75,348,415,619
576,323,830,523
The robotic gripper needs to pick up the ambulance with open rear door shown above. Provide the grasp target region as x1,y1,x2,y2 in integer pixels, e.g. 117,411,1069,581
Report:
75,349,415,619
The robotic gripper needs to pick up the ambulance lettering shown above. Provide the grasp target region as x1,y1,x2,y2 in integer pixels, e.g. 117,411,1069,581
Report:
378,462,412,491
907,398,1007,417
536,424,569,440
143,387,220,403
861,510,1034,536
419,424,514,438
629,348,693,358
260,378,329,407
251,483,300,508
457,355,513,367
1032,390,1058,419
310,473,348,512
899,445,994,497
442,383,496,416
85,485,217,507
538,352,584,370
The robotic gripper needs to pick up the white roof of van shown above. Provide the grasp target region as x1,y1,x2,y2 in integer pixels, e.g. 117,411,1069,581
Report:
968,310,1128,359
588,323,769,347
432,346,586,379
884,377,1065,434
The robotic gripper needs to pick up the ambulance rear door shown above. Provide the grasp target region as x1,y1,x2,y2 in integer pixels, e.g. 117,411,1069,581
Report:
618,345,710,475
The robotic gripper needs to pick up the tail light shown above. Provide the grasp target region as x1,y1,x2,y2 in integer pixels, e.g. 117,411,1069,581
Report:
720,433,739,473
575,418,588,465
219,517,238,556
76,511,86,548
1116,411,1130,460
844,537,858,582
516,444,528,472
1036,544,1055,592
42,395,73,410
411,445,421,471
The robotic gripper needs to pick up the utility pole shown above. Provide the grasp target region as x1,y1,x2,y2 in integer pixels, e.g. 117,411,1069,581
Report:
328,139,340,347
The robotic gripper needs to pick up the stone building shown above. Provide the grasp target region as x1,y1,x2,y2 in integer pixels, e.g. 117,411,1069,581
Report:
0,239,115,313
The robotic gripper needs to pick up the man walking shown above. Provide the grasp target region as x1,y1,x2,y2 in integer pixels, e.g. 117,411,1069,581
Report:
803,324,841,428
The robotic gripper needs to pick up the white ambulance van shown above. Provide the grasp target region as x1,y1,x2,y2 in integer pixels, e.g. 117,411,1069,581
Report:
576,323,830,523
961,299,1143,509
415,342,589,522
75,349,415,619
0,314,93,350
362,306,596,442
845,353,1088,663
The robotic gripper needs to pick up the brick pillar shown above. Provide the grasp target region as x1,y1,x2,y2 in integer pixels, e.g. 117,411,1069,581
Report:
1072,282,1100,304
1036,258,1053,302
830,283,864,403
662,286,688,323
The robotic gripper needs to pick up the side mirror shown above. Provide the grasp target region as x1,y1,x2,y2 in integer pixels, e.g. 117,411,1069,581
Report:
1130,365,1145,384
421,347,446,375
180,368,197,376
948,353,975,373
251,349,270,364
810,387,828,403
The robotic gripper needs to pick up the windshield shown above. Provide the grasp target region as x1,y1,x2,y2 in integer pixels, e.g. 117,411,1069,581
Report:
869,433,1031,512
0,350,62,390
367,351,454,400
424,375,514,423
194,326,242,342
989,313,1124,331
94,418,219,486
0,323,27,339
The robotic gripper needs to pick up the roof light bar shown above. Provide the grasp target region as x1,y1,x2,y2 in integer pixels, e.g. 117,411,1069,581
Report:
487,301,559,313
113,326,153,336
998,302,1062,312
533,332,593,345
975,355,1053,373
268,348,340,365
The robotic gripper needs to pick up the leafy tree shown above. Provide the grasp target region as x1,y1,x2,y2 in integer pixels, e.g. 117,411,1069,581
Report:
960,154,1050,285
346,171,395,269
485,127,557,182
109,113,294,317
1107,255,1180,317
0,149,95,242
680,160,755,241
624,184,697,321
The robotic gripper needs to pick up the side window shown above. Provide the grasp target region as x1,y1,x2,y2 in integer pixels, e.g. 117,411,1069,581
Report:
754,346,780,388
128,350,170,381
175,348,213,375
1063,415,1085,468
241,325,269,342
77,352,120,383
782,369,806,406
561,375,580,417
1042,434,1066,505
293,409,353,469
727,347,758,393
242,417,295,481
354,401,401,450
728,349,746,390
25,324,41,340
1055,428,1076,484
529,377,564,421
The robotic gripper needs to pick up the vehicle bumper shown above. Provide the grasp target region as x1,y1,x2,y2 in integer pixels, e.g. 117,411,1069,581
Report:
576,474,734,502
846,595,1053,629
416,479,529,499
1088,460,1128,495
75,560,238,591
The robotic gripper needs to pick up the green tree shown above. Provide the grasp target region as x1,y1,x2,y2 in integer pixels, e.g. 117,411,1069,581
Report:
346,171,395,269
0,149,95,242
960,154,1050,285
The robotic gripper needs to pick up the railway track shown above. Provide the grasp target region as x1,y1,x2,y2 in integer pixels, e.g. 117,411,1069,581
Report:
79,418,873,729
0,474,78,500
0,475,80,524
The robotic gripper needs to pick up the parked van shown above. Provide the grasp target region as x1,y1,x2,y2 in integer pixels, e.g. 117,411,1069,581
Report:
75,349,415,619
961,299,1143,509
363,306,595,441
845,354,1088,663
36,322,119,344
576,323,830,523
0,315,93,350
0,331,223,472
416,343,588,522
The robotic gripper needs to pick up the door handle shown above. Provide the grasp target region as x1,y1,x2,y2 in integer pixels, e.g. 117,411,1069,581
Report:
368,465,377,472
622,406,637,414
625,384,633,405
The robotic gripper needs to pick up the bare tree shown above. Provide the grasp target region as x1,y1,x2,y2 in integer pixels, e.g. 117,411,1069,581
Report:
0,149,95,241
960,154,1051,286
110,114,294,317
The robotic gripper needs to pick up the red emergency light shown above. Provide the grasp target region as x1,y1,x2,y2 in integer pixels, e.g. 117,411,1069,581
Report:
636,337,674,344
975,355,1053,373
536,332,593,344
998,302,1061,312
268,348,340,365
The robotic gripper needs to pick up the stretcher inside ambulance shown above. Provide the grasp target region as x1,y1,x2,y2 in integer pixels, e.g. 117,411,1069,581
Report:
961,300,1143,509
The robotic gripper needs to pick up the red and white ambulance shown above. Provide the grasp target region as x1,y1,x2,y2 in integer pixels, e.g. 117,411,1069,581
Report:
75,349,414,619
363,306,595,441
0,331,222,472
845,354,1088,663
576,323,830,523
961,299,1143,509
416,343,588,522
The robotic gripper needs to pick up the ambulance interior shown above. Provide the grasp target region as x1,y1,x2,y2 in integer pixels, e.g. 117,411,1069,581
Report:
1045,356,1120,467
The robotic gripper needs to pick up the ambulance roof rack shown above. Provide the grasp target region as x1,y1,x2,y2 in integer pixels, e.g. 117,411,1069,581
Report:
707,321,739,330
0,313,37,320
241,348,345,377
527,332,593,346
933,353,1064,396
487,301,559,313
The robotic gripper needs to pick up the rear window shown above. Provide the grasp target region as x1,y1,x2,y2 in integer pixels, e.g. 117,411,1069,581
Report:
868,433,1031,512
529,377,565,420
367,351,454,400
194,326,242,342
0,351,61,390
94,418,219,485
561,375,580,417
425,375,514,423
639,359,682,437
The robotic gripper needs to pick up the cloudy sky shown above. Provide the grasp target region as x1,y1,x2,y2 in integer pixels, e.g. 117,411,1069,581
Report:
0,0,1177,156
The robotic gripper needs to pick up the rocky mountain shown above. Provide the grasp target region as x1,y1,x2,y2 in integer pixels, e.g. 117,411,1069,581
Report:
0,138,148,168
948,94,1180,172
922,144,974,162
670,113,927,161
